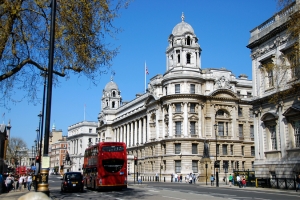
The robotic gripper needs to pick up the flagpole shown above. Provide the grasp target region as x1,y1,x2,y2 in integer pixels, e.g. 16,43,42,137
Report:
84,104,86,121
145,61,146,93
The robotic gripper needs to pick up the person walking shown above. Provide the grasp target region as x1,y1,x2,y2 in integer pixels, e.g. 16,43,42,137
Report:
241,178,246,188
180,174,182,182
5,174,13,192
174,173,178,182
210,175,215,186
228,174,233,187
296,174,300,192
236,174,241,188
192,174,196,184
27,174,32,191
18,175,24,191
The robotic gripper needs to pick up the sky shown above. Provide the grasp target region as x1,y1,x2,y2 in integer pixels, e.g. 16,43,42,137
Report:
1,0,279,149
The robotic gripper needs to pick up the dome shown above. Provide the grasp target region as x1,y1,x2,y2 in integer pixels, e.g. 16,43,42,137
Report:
172,13,194,36
104,81,118,91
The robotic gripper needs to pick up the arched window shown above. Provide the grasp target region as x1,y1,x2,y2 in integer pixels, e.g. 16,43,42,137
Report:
186,53,191,64
112,91,116,97
112,101,115,108
177,54,180,63
186,36,191,45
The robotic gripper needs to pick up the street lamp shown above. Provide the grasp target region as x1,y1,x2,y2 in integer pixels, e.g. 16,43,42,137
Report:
214,123,219,187
36,128,40,152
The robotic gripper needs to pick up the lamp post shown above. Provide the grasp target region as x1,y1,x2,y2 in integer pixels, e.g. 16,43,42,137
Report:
214,123,219,187
36,128,40,153
136,143,139,183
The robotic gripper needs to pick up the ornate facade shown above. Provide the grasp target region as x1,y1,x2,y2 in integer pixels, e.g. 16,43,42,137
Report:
97,14,254,182
247,1,300,178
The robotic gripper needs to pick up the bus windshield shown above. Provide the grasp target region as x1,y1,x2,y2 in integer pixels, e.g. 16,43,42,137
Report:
102,159,124,173
102,146,124,152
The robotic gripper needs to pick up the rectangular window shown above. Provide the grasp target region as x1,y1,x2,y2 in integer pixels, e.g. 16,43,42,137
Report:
223,161,229,171
175,84,180,94
222,144,228,155
242,161,245,170
239,124,243,137
251,161,254,170
175,103,181,112
175,121,181,135
238,107,243,117
292,120,300,148
89,128,92,133
230,145,233,155
192,144,197,154
216,144,220,155
175,143,181,154
192,160,198,173
165,87,168,95
190,122,196,135
269,125,277,150
231,161,234,169
249,109,254,118
241,146,244,156
218,122,224,136
190,84,195,94
251,146,255,156
268,70,274,87
175,160,181,173
190,103,195,113
250,125,254,138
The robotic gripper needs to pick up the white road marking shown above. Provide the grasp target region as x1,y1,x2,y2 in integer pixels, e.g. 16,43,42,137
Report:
161,196,186,200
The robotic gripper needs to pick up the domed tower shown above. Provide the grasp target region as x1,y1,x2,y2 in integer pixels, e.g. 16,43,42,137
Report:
101,79,122,110
166,13,202,72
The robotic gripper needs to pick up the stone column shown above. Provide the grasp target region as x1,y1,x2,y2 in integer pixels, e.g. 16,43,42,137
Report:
162,106,165,137
156,109,160,139
143,117,147,144
138,119,142,144
130,122,134,147
183,102,188,137
127,124,130,146
169,104,173,137
134,120,137,146
198,104,202,137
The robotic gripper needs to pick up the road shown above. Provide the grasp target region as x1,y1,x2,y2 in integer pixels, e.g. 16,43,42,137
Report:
48,175,300,200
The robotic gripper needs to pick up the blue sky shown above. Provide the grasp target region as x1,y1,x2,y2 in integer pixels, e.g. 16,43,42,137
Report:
1,0,278,149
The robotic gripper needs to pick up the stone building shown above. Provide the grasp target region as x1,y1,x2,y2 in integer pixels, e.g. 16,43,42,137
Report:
247,1,300,178
67,121,98,172
247,0,300,178
97,13,255,182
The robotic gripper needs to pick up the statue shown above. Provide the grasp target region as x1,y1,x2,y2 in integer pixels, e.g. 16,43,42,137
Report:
65,151,71,165
203,141,210,158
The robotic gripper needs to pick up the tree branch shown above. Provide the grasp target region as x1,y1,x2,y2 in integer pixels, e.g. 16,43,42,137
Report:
0,58,66,81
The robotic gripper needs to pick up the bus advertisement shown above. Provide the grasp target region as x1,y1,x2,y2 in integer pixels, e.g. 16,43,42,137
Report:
83,142,127,190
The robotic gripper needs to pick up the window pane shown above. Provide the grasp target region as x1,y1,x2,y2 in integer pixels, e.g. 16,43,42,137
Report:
251,146,255,156
292,120,300,148
250,125,254,138
175,84,180,94
175,160,181,173
190,84,195,94
175,103,181,112
192,144,197,154
190,122,196,135
175,122,181,135
222,145,227,155
175,144,181,154
239,124,243,137
269,125,277,150
218,122,224,136
190,103,195,113
192,160,198,173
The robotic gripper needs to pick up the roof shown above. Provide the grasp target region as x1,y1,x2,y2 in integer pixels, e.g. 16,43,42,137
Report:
172,13,194,36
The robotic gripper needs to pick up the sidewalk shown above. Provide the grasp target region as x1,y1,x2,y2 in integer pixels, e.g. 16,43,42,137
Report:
0,190,31,200
196,181,298,194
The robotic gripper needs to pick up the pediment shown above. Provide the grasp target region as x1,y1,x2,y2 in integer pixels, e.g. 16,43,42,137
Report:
283,106,300,117
188,114,199,121
210,89,238,99
261,112,278,122
145,95,157,105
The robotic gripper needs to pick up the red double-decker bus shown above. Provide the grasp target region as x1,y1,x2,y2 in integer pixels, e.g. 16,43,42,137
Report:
83,142,127,190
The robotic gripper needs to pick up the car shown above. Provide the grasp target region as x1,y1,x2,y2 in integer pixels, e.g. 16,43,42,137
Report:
61,172,84,192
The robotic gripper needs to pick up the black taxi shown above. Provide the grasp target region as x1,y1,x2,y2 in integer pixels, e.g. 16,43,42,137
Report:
61,172,84,192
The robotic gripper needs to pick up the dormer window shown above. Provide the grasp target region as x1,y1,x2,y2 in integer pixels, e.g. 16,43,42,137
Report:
187,53,191,64
175,84,180,94
186,36,191,45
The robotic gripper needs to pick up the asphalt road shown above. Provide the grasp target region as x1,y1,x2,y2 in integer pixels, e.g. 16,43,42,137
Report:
47,175,300,200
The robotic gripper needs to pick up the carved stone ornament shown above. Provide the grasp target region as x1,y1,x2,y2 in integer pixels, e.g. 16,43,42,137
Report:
214,76,232,90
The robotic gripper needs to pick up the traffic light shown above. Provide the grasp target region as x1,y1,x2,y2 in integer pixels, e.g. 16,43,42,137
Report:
134,156,137,165
36,156,40,163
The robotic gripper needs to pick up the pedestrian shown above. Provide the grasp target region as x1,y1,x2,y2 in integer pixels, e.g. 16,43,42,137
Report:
210,175,215,186
27,174,32,191
5,174,13,192
185,174,189,183
180,174,182,182
228,174,233,187
236,174,241,188
18,175,24,191
296,174,300,192
192,174,196,184
23,174,27,189
171,173,173,182
155,173,159,182
174,173,178,182
242,178,246,188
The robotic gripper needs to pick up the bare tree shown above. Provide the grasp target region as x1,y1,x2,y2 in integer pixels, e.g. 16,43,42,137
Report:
6,137,28,167
0,0,131,107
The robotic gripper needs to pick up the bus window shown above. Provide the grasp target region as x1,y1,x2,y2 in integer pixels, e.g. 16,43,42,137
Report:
102,146,124,152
